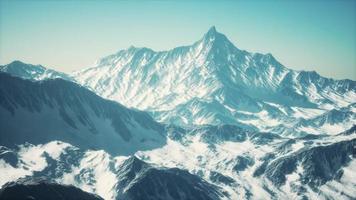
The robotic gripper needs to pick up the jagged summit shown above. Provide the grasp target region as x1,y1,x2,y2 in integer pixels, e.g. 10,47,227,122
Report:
209,25,217,32
202,26,226,41
205,26,218,38
200,26,236,50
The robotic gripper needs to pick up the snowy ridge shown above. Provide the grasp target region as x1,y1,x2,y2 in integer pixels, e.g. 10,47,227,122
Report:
0,60,72,81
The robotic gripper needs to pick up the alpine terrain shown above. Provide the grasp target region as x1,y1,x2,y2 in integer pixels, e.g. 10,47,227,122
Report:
73,26,355,136
0,27,355,200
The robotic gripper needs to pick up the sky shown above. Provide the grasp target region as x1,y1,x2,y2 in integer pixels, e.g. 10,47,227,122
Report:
0,0,355,80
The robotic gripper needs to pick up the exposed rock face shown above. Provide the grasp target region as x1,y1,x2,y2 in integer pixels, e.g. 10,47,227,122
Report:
233,156,254,172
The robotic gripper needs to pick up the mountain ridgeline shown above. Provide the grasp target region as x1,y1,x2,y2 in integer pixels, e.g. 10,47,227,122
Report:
1,27,355,136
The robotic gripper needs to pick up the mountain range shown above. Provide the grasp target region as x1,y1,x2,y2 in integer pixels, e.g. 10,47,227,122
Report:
0,26,355,200
1,127,355,199
2,27,354,136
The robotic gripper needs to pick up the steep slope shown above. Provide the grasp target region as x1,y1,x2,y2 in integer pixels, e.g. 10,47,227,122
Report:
0,73,165,155
0,60,72,81
0,177,103,200
73,26,356,136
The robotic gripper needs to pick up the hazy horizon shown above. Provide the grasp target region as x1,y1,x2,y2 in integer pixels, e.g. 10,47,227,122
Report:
0,0,355,80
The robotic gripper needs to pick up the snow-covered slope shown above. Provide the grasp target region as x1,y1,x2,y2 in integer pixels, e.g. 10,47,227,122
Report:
286,103,356,135
0,73,165,155
1,126,355,200
0,60,72,81
73,26,356,136
136,125,356,199
0,141,224,200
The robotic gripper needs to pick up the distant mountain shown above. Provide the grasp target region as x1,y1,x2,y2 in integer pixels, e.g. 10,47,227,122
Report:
0,177,103,200
0,73,165,155
73,26,356,136
0,60,72,81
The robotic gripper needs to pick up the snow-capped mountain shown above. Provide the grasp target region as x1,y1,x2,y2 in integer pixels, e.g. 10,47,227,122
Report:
0,60,72,81
73,26,356,136
0,73,165,155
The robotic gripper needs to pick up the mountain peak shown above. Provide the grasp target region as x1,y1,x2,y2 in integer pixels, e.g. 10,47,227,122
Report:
1,60,72,81
207,26,217,34
204,26,219,40
199,26,239,53
1,60,45,72
8,60,27,66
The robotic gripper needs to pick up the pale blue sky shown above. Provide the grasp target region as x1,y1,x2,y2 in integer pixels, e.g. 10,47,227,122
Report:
0,0,355,80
